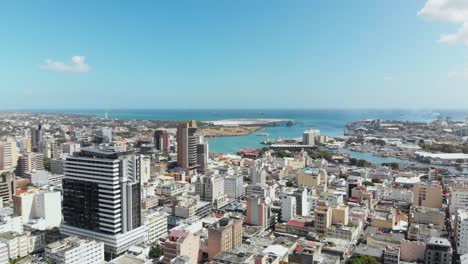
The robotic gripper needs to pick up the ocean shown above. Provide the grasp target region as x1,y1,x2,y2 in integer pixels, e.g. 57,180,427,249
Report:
30,109,468,154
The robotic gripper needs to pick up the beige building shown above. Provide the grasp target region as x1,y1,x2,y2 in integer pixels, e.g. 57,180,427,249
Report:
297,169,321,189
163,226,200,264
0,140,17,172
399,240,426,262
411,206,445,227
314,201,331,235
331,205,349,225
207,217,243,260
371,208,396,229
412,182,443,208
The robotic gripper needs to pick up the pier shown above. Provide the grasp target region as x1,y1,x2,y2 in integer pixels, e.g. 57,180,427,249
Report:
206,118,295,127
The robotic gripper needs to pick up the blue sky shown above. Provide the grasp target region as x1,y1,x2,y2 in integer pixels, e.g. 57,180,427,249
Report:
0,0,467,109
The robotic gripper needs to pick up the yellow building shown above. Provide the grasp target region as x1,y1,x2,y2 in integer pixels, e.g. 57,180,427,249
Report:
371,208,396,229
297,169,320,189
208,217,243,260
331,205,349,225
412,182,443,208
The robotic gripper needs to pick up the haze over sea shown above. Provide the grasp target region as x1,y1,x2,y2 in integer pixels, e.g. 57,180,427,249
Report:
28,109,468,153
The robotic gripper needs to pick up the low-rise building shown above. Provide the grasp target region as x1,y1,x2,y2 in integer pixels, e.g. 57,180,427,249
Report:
44,236,105,264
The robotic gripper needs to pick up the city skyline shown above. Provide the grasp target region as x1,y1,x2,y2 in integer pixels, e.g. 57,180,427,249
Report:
1,0,467,109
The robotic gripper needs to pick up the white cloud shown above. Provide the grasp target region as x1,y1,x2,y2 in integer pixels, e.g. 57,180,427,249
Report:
419,0,468,46
439,22,468,45
384,75,395,81
448,66,468,79
40,55,90,73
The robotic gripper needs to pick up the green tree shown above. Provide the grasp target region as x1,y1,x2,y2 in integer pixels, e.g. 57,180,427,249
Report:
349,158,358,166
347,255,379,264
43,157,51,171
362,181,375,187
338,173,349,179
149,244,164,259
275,150,293,158
356,159,370,167
286,180,294,187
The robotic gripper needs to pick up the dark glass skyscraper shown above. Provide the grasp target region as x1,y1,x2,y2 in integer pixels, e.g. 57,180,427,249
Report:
60,147,147,255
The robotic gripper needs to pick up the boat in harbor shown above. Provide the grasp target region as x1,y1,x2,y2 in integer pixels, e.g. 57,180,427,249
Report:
257,133,269,137
261,139,273,145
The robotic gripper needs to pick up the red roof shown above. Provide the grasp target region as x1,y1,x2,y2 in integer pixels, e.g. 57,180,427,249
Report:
241,148,258,153
287,220,306,227
308,241,317,247
16,190,27,195
295,245,303,252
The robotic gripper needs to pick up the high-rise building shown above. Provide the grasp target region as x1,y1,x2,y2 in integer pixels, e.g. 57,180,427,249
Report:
176,121,198,171
246,196,274,228
0,140,17,172
315,201,331,235
413,181,443,208
94,127,112,144
196,142,209,174
154,128,169,154
207,217,243,260
60,147,147,255
303,129,320,146
456,209,468,255
450,186,468,214
0,173,16,204
292,188,309,216
250,165,266,185
424,237,452,264
281,196,296,222
224,174,243,199
31,124,44,153
16,152,44,177
194,173,228,210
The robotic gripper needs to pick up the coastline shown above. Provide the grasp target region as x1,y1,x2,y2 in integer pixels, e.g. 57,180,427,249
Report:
200,126,263,137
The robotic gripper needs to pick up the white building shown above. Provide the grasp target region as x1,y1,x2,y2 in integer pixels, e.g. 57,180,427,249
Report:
194,173,228,209
293,188,310,216
281,196,296,222
0,232,28,259
0,215,23,234
0,242,8,264
303,129,320,146
13,190,62,229
250,165,266,185
451,187,468,214
30,171,63,187
144,210,168,244
224,174,243,199
61,142,81,156
140,155,151,185
383,189,413,203
457,209,468,254
45,236,105,264
319,192,343,207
